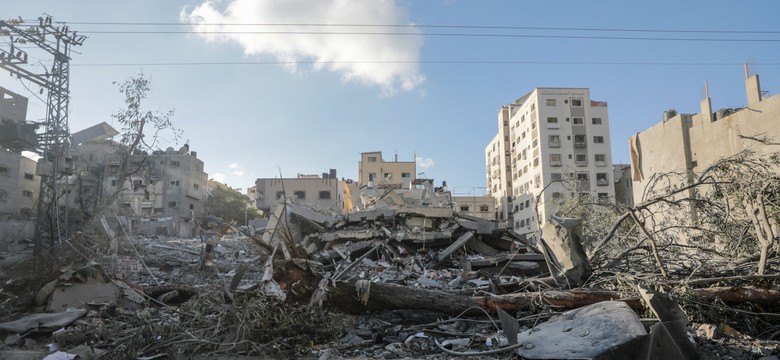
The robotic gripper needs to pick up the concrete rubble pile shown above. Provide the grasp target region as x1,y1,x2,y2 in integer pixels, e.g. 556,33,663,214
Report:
2,200,780,359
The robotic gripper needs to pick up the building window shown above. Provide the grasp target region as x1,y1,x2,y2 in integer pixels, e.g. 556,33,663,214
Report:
22,190,33,197
170,161,180,167
574,135,586,147
596,173,609,186
194,183,199,189
571,98,583,107
368,173,376,182
552,192,562,199
0,189,7,201
520,219,526,227
546,117,558,124
168,201,177,208
595,154,606,162
480,205,489,212
534,174,541,188
531,121,537,130
577,172,589,181
533,157,539,167
598,193,609,201
111,180,117,187
460,205,470,212
550,153,562,167
170,180,179,186
293,191,306,199
546,99,556,106
20,207,32,216
549,135,561,148
401,172,410,178
276,191,285,200
383,172,393,181
319,191,331,199
592,117,603,125
24,173,34,180
572,117,584,125
593,136,605,144
0,166,8,177
367,156,377,162
575,153,587,163
132,180,143,189
531,103,535,111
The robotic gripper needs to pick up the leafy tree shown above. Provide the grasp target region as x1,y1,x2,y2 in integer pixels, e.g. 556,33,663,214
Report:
206,185,261,226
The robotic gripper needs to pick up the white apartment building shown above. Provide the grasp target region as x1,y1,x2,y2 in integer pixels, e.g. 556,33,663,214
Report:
486,88,615,235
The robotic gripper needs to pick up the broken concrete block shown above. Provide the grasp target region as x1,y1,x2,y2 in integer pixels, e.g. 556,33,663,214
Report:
539,216,591,289
515,301,646,359
47,283,120,312
0,310,88,333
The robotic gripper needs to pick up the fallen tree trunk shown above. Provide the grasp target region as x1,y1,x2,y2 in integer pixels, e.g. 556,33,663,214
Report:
319,279,642,315
317,280,780,315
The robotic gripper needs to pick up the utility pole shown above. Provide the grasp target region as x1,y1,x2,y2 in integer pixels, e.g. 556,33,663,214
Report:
0,16,85,255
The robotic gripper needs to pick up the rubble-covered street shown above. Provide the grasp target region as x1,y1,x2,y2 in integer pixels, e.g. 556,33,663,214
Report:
3,196,780,360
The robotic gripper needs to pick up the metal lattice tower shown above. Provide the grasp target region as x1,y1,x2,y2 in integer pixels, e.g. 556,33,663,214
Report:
0,16,85,253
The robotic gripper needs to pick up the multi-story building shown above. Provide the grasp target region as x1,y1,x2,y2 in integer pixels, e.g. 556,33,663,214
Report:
486,88,615,235
0,149,39,216
631,72,779,206
358,151,416,188
612,164,634,207
255,170,340,213
68,124,208,236
0,86,40,216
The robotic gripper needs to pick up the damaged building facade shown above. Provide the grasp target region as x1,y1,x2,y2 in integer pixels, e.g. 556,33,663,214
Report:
487,88,615,234
630,71,779,206
67,123,208,236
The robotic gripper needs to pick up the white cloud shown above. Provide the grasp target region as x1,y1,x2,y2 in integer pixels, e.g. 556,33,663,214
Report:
211,172,226,183
229,163,245,176
181,0,425,94
416,156,434,170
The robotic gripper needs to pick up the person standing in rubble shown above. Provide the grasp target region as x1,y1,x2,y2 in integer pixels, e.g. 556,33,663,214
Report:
199,215,223,270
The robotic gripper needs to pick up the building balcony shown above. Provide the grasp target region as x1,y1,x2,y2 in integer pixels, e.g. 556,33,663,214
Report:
574,142,587,148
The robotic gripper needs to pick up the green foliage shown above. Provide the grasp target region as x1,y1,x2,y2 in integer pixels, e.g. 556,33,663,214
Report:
206,186,261,226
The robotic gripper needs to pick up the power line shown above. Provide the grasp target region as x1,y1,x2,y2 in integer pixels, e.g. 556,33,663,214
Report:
60,21,780,35
66,60,780,67
70,30,780,43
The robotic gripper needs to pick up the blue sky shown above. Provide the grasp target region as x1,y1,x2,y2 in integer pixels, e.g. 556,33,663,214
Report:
3,0,780,195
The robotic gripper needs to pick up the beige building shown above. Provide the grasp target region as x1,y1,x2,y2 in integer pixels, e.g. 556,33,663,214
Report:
613,164,634,207
255,170,340,213
630,72,778,205
452,195,496,220
0,149,39,216
358,151,416,188
486,88,615,234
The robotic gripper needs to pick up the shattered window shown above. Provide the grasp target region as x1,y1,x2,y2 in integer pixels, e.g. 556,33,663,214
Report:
596,173,609,185
0,166,8,176
276,191,285,200
460,205,469,212
368,173,376,182
480,205,489,212
24,173,34,180
549,135,561,148
319,191,331,199
168,201,177,208
577,172,589,181
384,173,393,180
294,191,306,199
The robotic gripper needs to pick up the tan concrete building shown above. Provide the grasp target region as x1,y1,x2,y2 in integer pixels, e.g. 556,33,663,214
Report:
0,149,39,216
358,151,416,188
613,164,634,207
486,88,615,234
255,171,340,213
630,72,778,205
452,195,496,220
